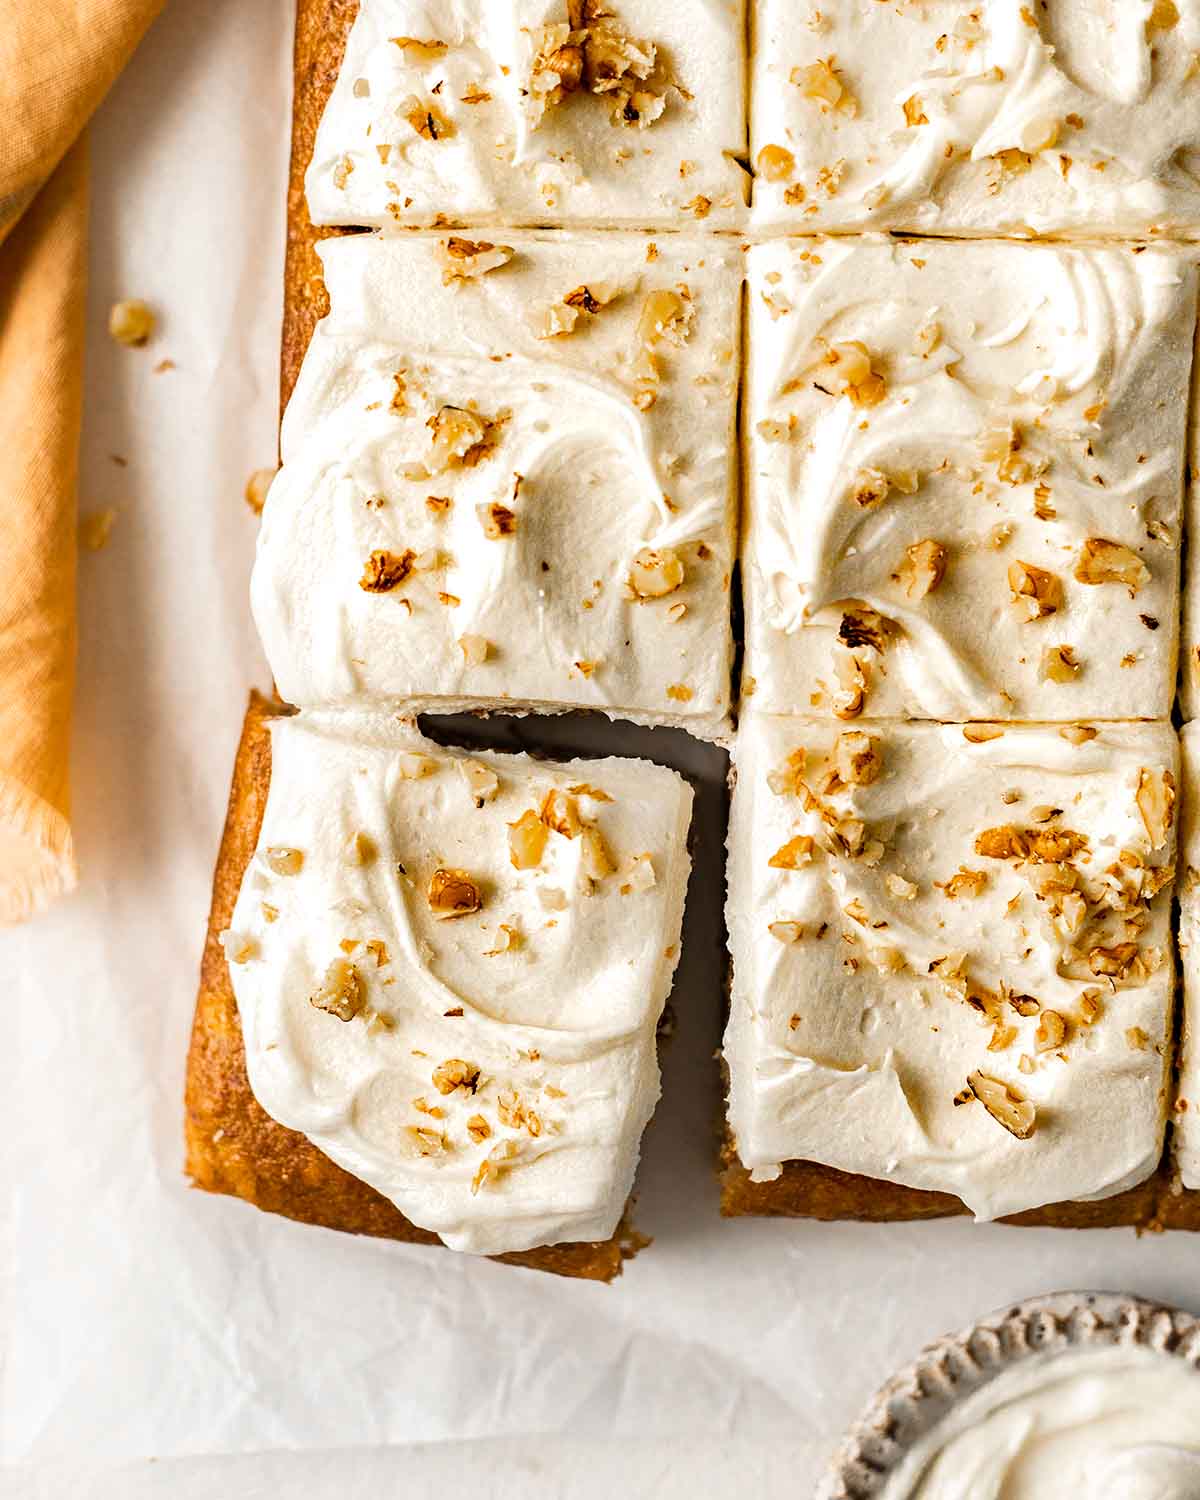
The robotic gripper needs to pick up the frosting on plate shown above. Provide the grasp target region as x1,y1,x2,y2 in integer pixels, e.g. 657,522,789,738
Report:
752,0,1200,238
724,713,1179,1220
254,231,741,736
222,710,693,1255
879,1344,1200,1500
307,0,748,229
742,236,1194,722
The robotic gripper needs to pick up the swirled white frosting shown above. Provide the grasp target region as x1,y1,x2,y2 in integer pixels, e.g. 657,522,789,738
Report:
753,0,1200,237
743,236,1194,722
223,711,692,1255
1176,724,1200,1190
724,713,1178,1219
254,231,740,737
307,0,747,229
879,1344,1200,1499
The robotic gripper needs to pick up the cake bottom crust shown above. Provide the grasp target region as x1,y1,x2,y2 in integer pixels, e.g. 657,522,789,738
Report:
183,694,645,1281
718,1132,1200,1232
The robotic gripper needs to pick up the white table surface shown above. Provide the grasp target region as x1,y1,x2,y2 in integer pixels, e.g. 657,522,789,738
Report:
3,3,1199,1497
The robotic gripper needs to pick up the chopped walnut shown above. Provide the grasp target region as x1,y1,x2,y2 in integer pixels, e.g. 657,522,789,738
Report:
360,549,416,594
1088,942,1139,978
832,650,869,720
310,958,364,1022
1126,1026,1150,1051
1060,725,1098,745
427,868,483,920
109,299,156,347
581,825,616,880
962,725,1003,743
792,57,857,115
628,546,684,599
541,788,584,839
427,405,504,471
767,748,808,797
975,824,1088,863
621,853,656,893
757,144,796,181
839,606,892,653
966,1070,1036,1139
768,920,804,944
768,835,815,870
894,538,947,600
1035,1009,1067,1052
438,237,515,285
1041,644,1081,683
833,730,882,787
264,846,304,876
822,340,886,408
458,634,490,665
391,35,448,60
886,873,918,901
939,868,987,900
400,95,454,140
478,501,517,538
1007,560,1063,621
484,921,521,956
432,1058,480,1095
1136,767,1175,851
1073,538,1149,595
903,94,929,127
397,752,436,780
461,759,499,807
471,1137,520,1193
509,809,549,870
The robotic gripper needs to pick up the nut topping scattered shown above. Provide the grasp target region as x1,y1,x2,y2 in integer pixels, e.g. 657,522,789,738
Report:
310,958,364,1022
1136,767,1175,851
894,538,947,600
431,1059,480,1095
1073,538,1150,596
768,835,815,870
1041,644,1081,683
628,546,685,599
966,1070,1036,1139
427,868,483,920
509,809,549,870
438,237,515,285
461,759,500,807
360,549,416,594
1007,561,1062,621
832,730,883,787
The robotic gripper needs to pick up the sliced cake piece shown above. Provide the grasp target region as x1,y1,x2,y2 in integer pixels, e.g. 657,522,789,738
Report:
742,237,1195,722
751,0,1200,238
723,712,1179,1222
205,704,692,1260
255,230,741,736
306,0,747,230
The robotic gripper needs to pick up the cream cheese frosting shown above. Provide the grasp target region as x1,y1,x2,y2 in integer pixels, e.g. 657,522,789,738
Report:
878,1344,1200,1500
724,713,1179,1220
752,0,1200,238
306,0,748,230
254,231,741,737
742,236,1195,722
221,710,693,1255
1176,722,1200,1190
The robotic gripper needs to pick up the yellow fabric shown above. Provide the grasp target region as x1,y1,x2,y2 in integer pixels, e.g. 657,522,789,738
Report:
0,0,163,923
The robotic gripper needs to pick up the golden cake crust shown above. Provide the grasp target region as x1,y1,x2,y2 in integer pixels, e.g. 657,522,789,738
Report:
181,706,642,1283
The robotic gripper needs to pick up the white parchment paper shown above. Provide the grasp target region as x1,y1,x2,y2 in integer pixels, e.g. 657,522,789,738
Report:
4,3,1200,1493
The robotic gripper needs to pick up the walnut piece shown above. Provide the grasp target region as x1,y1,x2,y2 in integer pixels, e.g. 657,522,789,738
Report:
310,958,364,1022
966,1070,1036,1139
792,57,857,115
1041,644,1081,683
975,824,1088,863
509,809,549,870
833,730,882,787
1073,538,1149,596
894,538,947,600
628,546,684,599
757,144,795,181
428,405,503,471
438,237,515,285
461,759,500,807
541,788,584,839
1136,767,1176,851
264,846,304,876
832,650,868,720
360,549,416,594
1008,561,1062,621
432,1059,480,1095
244,467,277,515
427,868,483,920
768,835,815,870
822,340,886,407
109,299,156,347
458,634,491,665
478,501,517,538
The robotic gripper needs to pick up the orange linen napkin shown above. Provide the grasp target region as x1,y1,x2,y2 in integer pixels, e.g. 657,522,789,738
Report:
0,0,163,923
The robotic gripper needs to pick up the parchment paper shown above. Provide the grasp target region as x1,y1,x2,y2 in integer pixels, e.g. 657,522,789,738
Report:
4,2,1200,1493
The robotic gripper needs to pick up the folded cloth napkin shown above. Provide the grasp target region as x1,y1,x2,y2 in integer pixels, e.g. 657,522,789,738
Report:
0,0,163,922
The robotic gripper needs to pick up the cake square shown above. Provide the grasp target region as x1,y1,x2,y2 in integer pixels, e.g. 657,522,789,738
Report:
255,230,741,736
306,0,748,230
207,702,693,1259
741,237,1196,723
1176,723,1200,1192
723,712,1179,1221
750,0,1200,238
